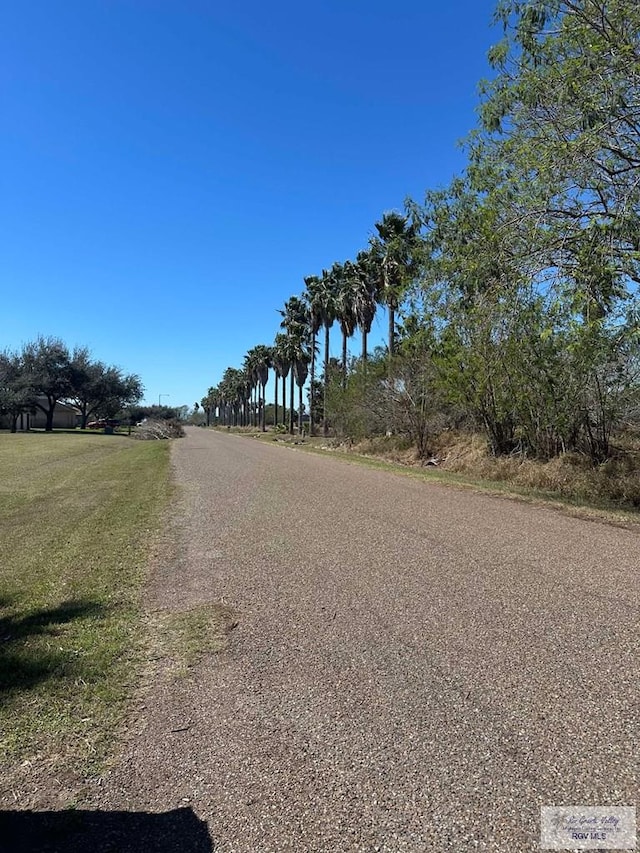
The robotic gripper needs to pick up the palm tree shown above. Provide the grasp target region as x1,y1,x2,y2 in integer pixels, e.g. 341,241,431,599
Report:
239,371,252,427
201,386,219,426
369,212,421,359
303,275,324,435
272,343,280,426
279,296,308,338
242,353,257,427
272,332,291,426
244,345,272,432
219,367,251,427
293,352,310,434
279,296,311,434
239,371,251,426
287,333,303,434
316,268,338,436
218,371,230,425
352,250,379,365
333,261,358,389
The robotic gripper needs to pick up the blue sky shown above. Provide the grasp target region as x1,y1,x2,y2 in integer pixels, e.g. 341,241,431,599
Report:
2,0,499,409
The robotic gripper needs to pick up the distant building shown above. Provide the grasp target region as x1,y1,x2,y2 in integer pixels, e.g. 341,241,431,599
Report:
0,398,81,431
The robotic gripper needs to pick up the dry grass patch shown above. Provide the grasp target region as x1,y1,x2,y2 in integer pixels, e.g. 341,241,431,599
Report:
432,432,640,508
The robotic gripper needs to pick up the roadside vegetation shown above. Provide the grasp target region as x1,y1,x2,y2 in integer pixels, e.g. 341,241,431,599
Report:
0,432,172,805
202,1,640,511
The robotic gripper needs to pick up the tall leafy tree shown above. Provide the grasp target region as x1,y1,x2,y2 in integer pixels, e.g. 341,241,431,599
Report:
69,347,142,428
460,0,640,459
481,0,640,272
21,336,73,432
0,350,36,432
473,0,640,298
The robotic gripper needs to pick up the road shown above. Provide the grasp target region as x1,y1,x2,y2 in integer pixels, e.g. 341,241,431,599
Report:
92,427,638,852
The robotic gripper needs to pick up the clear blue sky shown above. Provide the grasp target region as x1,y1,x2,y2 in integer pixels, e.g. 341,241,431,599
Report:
1,0,499,410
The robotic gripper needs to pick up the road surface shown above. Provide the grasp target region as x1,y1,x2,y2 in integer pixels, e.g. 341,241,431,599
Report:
92,428,639,851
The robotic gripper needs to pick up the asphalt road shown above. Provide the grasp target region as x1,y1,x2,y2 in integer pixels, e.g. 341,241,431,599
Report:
92,427,639,852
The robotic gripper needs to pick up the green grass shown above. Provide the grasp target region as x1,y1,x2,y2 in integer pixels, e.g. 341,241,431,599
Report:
153,604,238,678
0,432,172,792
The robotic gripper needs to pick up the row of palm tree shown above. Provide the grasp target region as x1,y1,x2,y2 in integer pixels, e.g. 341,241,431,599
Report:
200,312,311,435
202,211,422,436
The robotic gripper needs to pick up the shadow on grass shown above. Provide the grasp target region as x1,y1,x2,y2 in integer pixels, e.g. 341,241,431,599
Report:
0,807,214,852
0,599,107,701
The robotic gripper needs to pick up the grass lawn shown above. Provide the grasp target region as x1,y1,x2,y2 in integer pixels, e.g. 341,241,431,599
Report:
0,431,172,803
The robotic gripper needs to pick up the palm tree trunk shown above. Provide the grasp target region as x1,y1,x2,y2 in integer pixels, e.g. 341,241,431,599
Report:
323,324,330,437
289,372,295,434
298,382,303,435
388,302,395,358
282,375,286,427
342,330,347,391
310,331,316,436
274,373,279,427
260,382,266,432
362,330,368,364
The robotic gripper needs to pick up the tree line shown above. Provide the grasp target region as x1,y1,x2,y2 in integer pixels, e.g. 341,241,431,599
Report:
201,212,419,437
211,0,636,464
0,336,143,432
